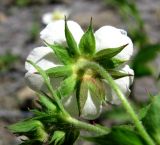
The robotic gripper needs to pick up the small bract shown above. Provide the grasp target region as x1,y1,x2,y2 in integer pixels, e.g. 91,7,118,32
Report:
25,20,134,120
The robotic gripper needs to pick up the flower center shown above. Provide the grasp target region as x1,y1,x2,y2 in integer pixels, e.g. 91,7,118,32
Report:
72,57,95,79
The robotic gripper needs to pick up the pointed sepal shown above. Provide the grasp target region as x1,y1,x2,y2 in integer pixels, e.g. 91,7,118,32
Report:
93,44,128,61
65,18,79,57
79,18,96,56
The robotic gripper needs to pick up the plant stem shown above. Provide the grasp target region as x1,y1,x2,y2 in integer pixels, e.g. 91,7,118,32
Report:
82,62,155,145
64,116,110,134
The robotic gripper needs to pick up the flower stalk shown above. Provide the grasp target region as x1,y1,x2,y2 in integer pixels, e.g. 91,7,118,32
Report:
80,61,155,145
63,116,110,135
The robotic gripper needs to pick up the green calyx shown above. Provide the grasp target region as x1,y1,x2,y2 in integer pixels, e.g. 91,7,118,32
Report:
43,19,131,116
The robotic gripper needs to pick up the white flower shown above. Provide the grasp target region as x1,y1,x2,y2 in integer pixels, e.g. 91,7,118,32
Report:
25,20,134,120
42,7,70,25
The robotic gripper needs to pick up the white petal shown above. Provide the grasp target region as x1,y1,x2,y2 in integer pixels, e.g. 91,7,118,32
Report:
40,20,84,45
105,65,134,104
25,46,60,73
25,72,47,92
95,26,133,60
62,94,79,117
42,13,53,25
25,72,62,92
81,91,102,120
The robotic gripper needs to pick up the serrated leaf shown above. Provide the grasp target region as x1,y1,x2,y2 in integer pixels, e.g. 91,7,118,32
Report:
83,126,146,145
65,19,79,57
57,74,77,97
8,120,48,141
79,19,95,56
45,42,73,64
8,120,44,133
46,65,72,78
108,69,133,79
50,131,65,145
93,44,128,61
142,95,160,144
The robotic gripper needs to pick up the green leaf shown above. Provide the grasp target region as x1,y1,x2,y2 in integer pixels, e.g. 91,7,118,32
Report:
132,44,160,77
84,126,146,145
93,44,128,61
45,42,73,64
8,120,44,133
142,95,160,144
57,74,77,97
50,131,65,145
109,69,133,79
63,130,80,145
8,120,48,141
46,65,72,78
79,18,95,56
65,18,79,57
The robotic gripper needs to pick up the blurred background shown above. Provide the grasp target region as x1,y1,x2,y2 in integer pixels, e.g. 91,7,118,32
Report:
0,0,160,144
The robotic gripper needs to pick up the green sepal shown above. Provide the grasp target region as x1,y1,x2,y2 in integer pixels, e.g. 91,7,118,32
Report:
88,78,105,102
142,95,160,144
97,58,127,69
76,79,88,115
108,69,133,79
57,74,77,97
79,18,95,56
76,77,105,115
45,41,73,65
8,120,48,141
65,18,79,57
93,44,128,61
46,65,72,78
49,131,65,145
83,126,146,145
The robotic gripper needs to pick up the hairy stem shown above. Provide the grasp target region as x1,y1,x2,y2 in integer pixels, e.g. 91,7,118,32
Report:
64,116,110,134
82,61,155,145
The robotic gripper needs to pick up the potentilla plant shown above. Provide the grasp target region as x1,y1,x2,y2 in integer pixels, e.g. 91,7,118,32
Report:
8,19,158,145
